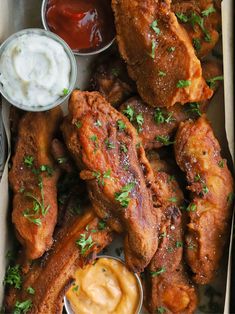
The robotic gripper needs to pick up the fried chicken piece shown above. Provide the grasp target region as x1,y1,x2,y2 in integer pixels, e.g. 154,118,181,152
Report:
144,152,198,314
120,59,222,149
89,53,136,107
9,108,62,260
62,90,160,272
4,209,113,314
174,115,234,284
172,0,221,59
112,0,213,108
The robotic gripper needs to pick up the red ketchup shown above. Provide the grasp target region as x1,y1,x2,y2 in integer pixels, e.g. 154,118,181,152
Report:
46,0,115,53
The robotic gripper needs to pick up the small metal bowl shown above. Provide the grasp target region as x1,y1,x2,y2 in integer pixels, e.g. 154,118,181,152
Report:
64,255,143,314
0,28,77,112
41,0,116,56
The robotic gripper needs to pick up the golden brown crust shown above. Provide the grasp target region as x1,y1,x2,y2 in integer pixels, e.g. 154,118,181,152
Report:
9,108,62,260
174,115,234,284
112,0,213,107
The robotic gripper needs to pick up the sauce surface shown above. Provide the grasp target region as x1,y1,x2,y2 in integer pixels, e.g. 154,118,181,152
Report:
66,257,140,314
0,33,71,107
46,0,115,53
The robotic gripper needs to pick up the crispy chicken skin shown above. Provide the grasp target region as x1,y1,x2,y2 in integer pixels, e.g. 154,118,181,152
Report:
62,90,160,272
4,210,113,314
9,108,62,260
172,0,221,59
175,115,234,284
112,0,213,107
145,152,198,314
119,60,222,149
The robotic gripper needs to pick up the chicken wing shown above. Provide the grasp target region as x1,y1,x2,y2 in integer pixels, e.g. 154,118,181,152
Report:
112,0,213,107
175,115,234,284
172,0,221,59
62,90,160,272
4,209,113,314
144,152,198,314
119,60,222,150
9,108,62,260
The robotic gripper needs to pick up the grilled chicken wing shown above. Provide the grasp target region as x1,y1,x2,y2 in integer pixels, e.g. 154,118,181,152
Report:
120,60,222,150
9,108,62,260
112,0,213,107
172,0,221,59
174,115,234,284
62,90,160,272
145,152,198,314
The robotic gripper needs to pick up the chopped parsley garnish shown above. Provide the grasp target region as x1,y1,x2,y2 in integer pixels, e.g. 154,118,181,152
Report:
185,102,202,117
27,287,35,295
57,157,67,164
120,143,128,153
94,120,102,127
115,182,135,208
92,169,111,186
201,6,216,17
158,70,166,77
136,113,144,132
76,234,95,255
189,12,211,42
156,135,175,146
150,39,156,59
167,46,175,53
218,160,224,168
154,108,174,124
40,164,54,176
105,139,115,149
62,88,69,96
4,265,21,289
150,267,166,277
156,306,166,313
186,203,197,212
168,197,177,203
98,220,106,230
176,241,183,248
206,76,224,89
90,135,98,142
194,174,201,182
177,80,191,88
202,185,209,195
117,120,126,131
72,285,79,292
23,156,34,168
159,232,167,239
150,20,160,35
75,120,82,129
175,12,188,23
123,105,135,121
13,299,32,314
193,38,201,51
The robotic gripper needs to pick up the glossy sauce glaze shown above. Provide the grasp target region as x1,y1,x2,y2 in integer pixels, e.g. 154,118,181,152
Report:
66,257,141,314
46,0,115,53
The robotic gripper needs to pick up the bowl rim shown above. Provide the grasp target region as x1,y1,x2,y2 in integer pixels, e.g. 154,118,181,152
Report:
0,28,77,112
64,254,144,314
41,0,116,56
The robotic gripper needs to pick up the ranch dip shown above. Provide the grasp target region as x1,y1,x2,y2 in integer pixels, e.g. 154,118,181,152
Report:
0,33,71,108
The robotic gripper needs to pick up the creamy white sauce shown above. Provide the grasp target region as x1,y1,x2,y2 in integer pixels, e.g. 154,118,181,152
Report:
0,33,71,107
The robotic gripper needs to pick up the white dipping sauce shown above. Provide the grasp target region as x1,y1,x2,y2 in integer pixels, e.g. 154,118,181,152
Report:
0,33,71,107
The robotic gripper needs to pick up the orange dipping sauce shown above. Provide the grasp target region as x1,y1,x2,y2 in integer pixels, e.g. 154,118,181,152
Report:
46,0,115,53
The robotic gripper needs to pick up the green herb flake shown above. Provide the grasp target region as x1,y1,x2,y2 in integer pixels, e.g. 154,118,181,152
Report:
185,102,202,117
150,267,166,277
156,306,166,313
168,197,177,203
23,156,34,168
186,203,197,212
76,234,95,255
194,174,201,182
150,39,156,59
27,287,35,295
62,88,69,96
192,38,201,51
201,6,216,17
90,135,98,142
176,241,183,248
218,160,224,168
202,184,209,195
150,20,161,35
177,80,191,88
72,285,79,292
115,182,135,208
120,143,128,153
105,139,115,150
175,12,188,23
40,164,54,176
98,220,106,230
158,70,166,77
57,157,67,164
167,46,175,53
156,135,175,146
94,120,102,127
206,76,224,89
13,299,32,314
117,120,126,131
4,265,21,289
75,121,82,129
123,105,135,122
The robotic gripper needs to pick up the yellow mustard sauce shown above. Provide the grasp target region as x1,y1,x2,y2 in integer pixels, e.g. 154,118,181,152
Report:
66,257,140,314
